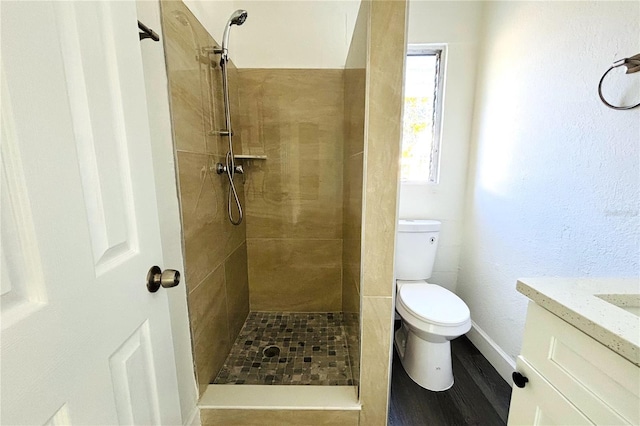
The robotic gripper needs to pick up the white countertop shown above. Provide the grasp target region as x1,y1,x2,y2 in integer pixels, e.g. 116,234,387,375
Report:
517,277,640,366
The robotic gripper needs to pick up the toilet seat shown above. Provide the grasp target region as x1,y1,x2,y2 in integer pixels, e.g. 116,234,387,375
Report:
398,283,470,327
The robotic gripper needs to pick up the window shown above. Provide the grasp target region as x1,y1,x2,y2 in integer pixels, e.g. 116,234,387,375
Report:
401,45,446,183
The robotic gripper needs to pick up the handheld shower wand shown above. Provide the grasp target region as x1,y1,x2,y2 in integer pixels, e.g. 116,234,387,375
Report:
213,10,247,226
221,10,247,62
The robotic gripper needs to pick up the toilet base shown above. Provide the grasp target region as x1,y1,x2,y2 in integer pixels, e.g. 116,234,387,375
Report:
394,325,454,391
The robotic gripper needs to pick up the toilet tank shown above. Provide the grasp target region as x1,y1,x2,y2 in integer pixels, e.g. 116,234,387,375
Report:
395,219,441,280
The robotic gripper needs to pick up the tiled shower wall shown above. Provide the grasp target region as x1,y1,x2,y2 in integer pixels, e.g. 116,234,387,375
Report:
237,69,345,312
359,1,408,423
161,1,249,395
342,0,368,392
342,73,365,315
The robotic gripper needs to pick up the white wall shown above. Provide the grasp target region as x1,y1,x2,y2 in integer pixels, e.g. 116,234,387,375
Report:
458,0,640,368
183,0,236,45
184,0,360,68
399,1,483,291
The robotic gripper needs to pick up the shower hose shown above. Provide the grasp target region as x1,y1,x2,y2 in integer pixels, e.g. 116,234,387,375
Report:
220,54,243,226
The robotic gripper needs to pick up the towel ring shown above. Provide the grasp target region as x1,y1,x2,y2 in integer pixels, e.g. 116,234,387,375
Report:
598,56,640,110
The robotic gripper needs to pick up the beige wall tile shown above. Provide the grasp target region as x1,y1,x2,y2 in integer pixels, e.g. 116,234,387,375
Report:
342,2,369,401
361,0,407,298
161,1,201,73
360,296,394,425
208,60,244,156
162,0,239,157
343,310,361,393
342,277,360,315
237,70,344,159
197,31,215,156
201,52,218,157
162,1,218,154
238,69,344,311
342,152,363,299
239,69,344,241
164,2,249,397
226,61,243,156
357,0,407,424
247,238,342,312
237,69,344,154
177,152,246,289
208,61,225,156
245,194,342,240
169,69,207,153
225,242,250,340
286,410,359,425
342,156,362,317
201,409,290,426
201,409,359,426
188,265,231,395
344,68,366,157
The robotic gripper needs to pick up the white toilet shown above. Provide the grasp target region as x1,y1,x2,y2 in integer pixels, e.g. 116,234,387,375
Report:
394,219,471,391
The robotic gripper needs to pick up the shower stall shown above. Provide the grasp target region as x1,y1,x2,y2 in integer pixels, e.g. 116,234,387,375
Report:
159,0,364,397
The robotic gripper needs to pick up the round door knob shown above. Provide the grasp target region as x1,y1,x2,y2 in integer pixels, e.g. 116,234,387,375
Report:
147,266,181,293
512,371,529,388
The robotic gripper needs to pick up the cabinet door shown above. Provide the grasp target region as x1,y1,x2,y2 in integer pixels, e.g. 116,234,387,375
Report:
508,357,593,426
520,302,637,424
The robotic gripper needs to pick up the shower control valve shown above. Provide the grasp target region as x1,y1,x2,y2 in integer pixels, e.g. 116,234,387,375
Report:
215,163,226,174
214,163,244,175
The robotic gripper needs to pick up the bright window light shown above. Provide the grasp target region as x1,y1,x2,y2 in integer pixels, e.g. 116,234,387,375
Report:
401,46,445,183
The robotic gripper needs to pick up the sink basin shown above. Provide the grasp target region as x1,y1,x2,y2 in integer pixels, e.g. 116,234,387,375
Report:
595,294,640,317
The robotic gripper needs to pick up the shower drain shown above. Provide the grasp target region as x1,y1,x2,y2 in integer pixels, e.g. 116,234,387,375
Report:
262,345,280,358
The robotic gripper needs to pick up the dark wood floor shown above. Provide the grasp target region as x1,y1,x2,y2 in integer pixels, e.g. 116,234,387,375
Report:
389,333,512,426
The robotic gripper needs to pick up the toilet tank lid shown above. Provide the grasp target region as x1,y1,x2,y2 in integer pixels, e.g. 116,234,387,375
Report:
398,219,441,233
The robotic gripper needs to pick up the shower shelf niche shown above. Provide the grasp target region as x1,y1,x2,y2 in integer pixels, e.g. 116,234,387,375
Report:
234,154,267,160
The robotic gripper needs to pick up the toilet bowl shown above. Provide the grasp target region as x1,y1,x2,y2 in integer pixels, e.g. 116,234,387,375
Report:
394,280,471,391
394,220,471,391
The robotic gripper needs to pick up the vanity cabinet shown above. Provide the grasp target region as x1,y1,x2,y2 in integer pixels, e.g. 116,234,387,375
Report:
508,302,640,425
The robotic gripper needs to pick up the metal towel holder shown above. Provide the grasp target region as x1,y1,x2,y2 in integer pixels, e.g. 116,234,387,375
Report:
598,53,640,110
138,20,160,42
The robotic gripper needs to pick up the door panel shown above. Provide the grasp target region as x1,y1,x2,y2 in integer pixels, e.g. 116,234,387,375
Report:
1,1,182,424
109,321,161,425
508,357,593,426
1,75,47,324
54,1,138,274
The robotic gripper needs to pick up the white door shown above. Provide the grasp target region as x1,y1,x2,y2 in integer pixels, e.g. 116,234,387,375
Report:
1,1,183,424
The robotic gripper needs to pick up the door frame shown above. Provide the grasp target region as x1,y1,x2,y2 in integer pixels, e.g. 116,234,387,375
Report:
136,1,199,424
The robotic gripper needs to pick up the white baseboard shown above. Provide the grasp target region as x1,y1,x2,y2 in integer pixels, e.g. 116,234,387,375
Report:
466,320,516,386
184,405,201,426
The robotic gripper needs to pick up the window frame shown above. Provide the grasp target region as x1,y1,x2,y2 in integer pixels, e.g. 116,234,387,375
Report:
402,44,447,184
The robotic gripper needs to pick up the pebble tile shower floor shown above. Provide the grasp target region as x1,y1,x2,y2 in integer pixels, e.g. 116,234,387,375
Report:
213,312,355,385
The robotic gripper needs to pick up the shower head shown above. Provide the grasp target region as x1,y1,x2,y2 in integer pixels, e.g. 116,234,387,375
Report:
221,10,248,60
229,9,248,26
